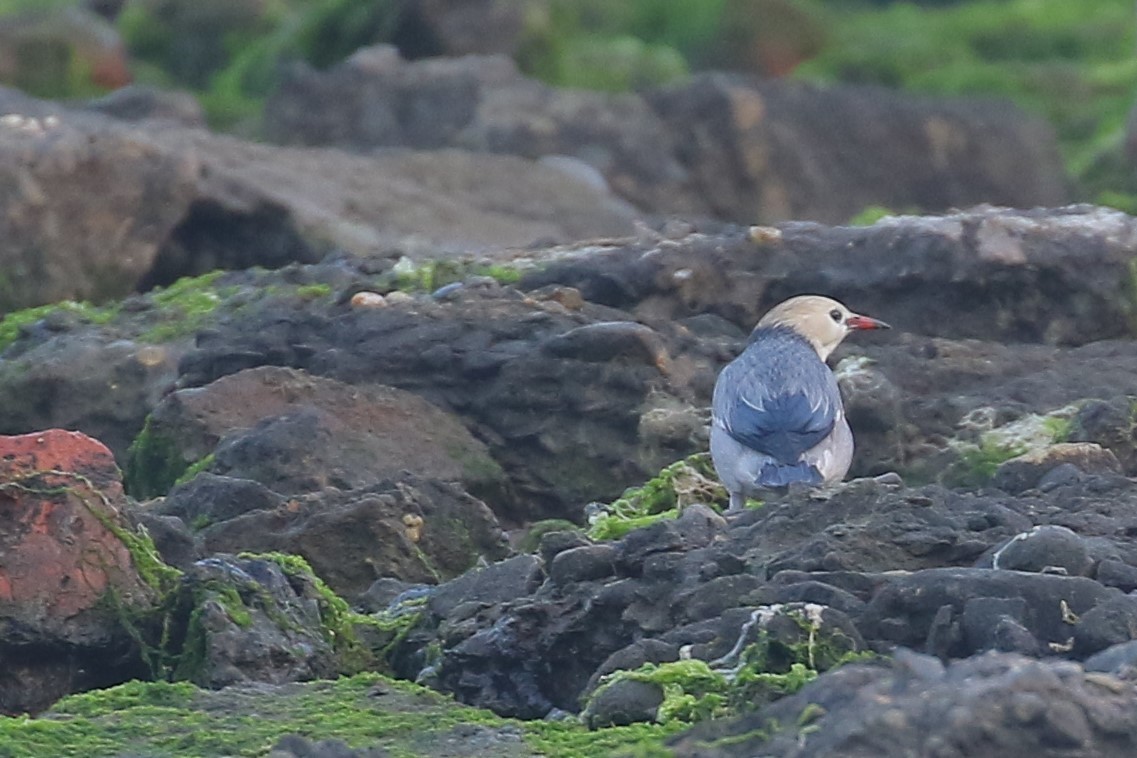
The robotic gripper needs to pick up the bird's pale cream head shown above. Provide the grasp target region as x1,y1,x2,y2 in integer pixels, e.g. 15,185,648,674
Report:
757,295,889,360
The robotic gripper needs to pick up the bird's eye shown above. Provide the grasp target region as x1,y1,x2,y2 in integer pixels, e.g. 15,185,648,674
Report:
829,308,843,323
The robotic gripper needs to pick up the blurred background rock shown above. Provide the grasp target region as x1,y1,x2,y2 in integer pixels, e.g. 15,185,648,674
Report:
0,0,1133,214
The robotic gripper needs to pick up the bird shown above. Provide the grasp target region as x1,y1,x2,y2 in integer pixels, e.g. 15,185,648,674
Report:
710,295,890,512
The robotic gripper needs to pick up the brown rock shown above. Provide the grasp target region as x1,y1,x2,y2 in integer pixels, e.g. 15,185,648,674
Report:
130,366,512,510
0,429,155,713
199,477,509,598
0,82,635,310
994,443,1123,494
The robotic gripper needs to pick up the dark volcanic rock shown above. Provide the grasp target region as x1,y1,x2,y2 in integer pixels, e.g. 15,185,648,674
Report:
132,365,512,511
0,336,180,463
860,568,1116,657
386,475,1137,718
199,476,508,600
176,283,708,521
523,205,1137,347
669,651,1137,757
172,555,341,688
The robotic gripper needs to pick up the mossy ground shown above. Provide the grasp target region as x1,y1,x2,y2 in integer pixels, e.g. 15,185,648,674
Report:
0,674,676,758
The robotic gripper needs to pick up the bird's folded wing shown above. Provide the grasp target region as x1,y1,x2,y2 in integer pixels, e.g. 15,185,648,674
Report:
722,386,837,464
713,333,840,465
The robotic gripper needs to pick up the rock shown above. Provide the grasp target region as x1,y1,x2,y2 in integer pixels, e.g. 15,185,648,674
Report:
1069,397,1137,475
0,90,199,310
860,568,1116,657
392,0,538,59
647,75,1067,223
0,84,636,311
264,47,684,217
990,525,1095,577
1096,559,1137,592
1084,639,1137,676
82,83,205,126
0,430,158,713
155,473,286,529
127,366,512,513
524,205,1137,347
171,555,344,688
1073,595,1137,658
0,6,130,96
581,678,664,729
177,286,702,521
548,545,618,586
834,355,904,477
265,49,1067,225
198,477,508,599
426,554,542,619
129,509,199,570
668,652,1137,757
993,443,1121,494
0,336,180,463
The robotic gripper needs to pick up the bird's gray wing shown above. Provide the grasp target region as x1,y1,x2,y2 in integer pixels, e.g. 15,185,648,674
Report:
714,336,839,465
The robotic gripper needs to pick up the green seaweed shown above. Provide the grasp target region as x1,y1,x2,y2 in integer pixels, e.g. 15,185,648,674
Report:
0,672,680,757
239,552,374,674
123,416,192,499
0,300,118,353
587,452,730,540
137,271,227,344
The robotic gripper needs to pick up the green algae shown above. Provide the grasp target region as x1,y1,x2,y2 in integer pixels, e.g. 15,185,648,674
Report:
137,271,227,343
0,673,677,757
587,452,730,540
384,258,529,294
123,416,192,499
587,605,872,729
294,283,334,300
174,453,216,487
0,300,118,353
240,552,374,674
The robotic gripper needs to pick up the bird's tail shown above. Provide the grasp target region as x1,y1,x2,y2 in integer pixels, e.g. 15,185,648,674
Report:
756,461,824,488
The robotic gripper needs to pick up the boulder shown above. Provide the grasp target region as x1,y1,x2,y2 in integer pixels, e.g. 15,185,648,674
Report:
648,74,1068,223
265,49,1068,223
196,477,508,600
669,652,1137,757
0,84,636,311
0,335,180,463
0,430,159,713
167,555,346,688
127,366,511,511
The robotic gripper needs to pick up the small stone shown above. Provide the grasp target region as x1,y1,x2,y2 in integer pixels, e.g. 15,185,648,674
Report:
350,291,387,308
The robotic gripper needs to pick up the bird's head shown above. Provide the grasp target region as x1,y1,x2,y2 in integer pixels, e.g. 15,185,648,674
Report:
756,295,890,360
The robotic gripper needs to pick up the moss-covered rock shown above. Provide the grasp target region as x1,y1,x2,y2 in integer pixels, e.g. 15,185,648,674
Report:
0,671,678,757
587,452,729,540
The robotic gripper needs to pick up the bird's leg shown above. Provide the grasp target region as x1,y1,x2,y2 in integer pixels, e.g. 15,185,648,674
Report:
727,491,747,513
